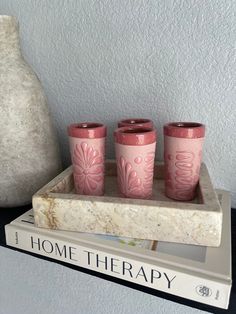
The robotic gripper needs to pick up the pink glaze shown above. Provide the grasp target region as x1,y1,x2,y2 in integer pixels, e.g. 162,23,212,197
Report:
164,122,205,138
68,122,106,138
68,123,106,196
114,126,156,145
114,127,157,199
118,118,153,129
164,122,205,201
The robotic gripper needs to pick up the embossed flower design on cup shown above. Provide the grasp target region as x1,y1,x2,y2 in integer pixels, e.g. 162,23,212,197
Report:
114,126,157,199
73,142,104,194
164,122,205,201
68,122,107,196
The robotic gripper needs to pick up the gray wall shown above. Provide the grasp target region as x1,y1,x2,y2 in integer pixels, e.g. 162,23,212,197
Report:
1,0,235,206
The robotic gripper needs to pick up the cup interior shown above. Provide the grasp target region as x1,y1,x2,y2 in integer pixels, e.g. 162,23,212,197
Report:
76,123,102,129
171,122,203,128
125,118,150,124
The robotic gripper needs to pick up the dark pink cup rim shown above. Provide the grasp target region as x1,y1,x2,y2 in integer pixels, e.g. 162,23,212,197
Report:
114,126,157,145
164,122,205,138
68,122,107,138
118,118,153,128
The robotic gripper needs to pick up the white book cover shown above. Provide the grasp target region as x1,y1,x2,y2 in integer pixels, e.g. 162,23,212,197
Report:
5,190,232,309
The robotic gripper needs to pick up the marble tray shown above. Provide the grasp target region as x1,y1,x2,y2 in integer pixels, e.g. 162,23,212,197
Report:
33,161,222,246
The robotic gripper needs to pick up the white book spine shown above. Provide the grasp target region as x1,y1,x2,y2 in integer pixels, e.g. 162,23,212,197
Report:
5,224,231,309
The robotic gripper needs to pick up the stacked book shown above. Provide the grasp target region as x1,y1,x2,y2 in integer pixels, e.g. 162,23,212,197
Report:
5,189,232,310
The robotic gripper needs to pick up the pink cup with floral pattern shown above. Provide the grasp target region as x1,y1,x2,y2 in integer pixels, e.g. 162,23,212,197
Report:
118,118,153,129
114,126,157,199
164,122,205,201
68,122,107,196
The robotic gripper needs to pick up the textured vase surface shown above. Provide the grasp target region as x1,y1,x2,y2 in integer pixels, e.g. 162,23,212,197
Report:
0,16,62,207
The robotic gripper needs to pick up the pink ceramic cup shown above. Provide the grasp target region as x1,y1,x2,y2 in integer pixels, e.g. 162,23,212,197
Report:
118,118,153,129
68,122,107,196
164,122,205,201
114,126,157,199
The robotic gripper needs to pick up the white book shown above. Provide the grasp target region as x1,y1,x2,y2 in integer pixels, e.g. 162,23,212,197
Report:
5,190,232,309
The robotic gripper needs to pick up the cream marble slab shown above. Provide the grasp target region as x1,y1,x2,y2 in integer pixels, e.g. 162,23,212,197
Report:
33,161,222,246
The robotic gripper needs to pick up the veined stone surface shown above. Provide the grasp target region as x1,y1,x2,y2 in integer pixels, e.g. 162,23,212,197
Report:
0,16,62,207
33,162,222,247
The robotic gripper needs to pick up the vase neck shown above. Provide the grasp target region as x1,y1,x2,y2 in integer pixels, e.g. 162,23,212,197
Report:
0,16,21,59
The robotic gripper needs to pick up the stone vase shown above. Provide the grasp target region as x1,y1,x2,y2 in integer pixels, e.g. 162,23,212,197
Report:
0,15,62,207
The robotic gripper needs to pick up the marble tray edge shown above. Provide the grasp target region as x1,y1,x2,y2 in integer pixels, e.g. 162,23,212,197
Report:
33,160,221,213
32,161,222,246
